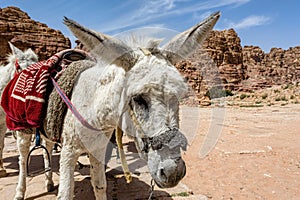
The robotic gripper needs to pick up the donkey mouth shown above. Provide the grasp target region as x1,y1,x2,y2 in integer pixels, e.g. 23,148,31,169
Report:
153,159,186,188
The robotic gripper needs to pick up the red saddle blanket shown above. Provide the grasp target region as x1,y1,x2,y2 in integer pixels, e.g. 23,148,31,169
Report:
1,54,60,130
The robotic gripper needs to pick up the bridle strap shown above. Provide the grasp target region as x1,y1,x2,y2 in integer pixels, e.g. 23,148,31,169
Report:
128,105,180,153
128,106,152,153
128,106,147,137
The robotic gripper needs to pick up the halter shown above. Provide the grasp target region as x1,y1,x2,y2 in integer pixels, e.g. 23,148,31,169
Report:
128,103,186,153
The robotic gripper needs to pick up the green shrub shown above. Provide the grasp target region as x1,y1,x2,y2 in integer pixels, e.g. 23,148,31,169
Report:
225,89,234,97
281,96,287,101
240,104,264,108
282,83,292,90
240,94,247,100
205,87,233,99
172,192,190,197
274,89,280,93
262,93,268,99
282,85,289,90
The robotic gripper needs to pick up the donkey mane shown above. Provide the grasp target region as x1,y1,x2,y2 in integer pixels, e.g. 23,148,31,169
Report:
126,55,187,98
120,35,163,50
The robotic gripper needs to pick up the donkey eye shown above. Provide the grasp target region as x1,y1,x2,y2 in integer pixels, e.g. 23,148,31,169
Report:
133,95,148,110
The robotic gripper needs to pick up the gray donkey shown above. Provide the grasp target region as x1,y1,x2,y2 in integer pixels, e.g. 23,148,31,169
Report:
13,12,220,200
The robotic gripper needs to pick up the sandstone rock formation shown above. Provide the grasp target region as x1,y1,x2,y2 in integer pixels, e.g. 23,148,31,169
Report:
201,28,247,90
176,29,247,104
0,6,70,65
176,28,300,105
242,46,300,91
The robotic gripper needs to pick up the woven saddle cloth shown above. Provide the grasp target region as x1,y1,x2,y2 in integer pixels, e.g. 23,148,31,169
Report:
45,59,95,142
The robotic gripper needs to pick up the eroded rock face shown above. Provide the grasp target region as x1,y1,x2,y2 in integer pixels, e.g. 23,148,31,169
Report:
176,29,247,103
0,6,71,64
242,46,300,91
176,28,300,104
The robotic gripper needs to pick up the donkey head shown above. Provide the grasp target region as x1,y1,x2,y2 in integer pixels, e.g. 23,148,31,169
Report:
7,43,38,78
0,43,38,95
64,12,220,188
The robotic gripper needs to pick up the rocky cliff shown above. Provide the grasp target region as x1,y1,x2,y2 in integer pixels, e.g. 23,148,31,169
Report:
242,46,300,91
176,28,300,104
176,29,247,104
0,6,70,64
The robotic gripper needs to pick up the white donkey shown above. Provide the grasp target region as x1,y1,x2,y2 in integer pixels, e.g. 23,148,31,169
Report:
14,12,220,200
0,43,38,177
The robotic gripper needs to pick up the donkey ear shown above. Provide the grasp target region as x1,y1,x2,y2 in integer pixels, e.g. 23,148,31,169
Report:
24,48,38,60
63,17,138,71
8,42,24,58
162,12,220,64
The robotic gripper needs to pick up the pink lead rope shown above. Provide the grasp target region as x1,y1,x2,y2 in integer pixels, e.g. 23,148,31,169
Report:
50,77,101,132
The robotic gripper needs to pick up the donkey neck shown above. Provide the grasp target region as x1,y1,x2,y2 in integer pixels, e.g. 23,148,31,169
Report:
70,64,126,129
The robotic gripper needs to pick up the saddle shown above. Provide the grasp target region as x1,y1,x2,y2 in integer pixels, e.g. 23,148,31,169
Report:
1,49,94,134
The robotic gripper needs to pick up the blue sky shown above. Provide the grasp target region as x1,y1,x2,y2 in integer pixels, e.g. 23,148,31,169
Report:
1,0,299,52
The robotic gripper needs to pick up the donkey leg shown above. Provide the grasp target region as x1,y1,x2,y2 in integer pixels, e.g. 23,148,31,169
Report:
57,145,80,200
0,130,7,177
42,139,55,192
14,131,31,200
89,154,107,200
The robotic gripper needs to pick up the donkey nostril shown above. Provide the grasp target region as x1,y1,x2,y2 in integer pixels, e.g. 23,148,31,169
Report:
160,168,167,179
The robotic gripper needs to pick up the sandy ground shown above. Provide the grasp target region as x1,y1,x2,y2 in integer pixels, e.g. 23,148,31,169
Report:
0,104,299,199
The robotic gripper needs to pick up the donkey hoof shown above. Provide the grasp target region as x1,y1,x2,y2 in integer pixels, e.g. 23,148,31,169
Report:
14,196,24,200
47,183,55,192
0,169,7,178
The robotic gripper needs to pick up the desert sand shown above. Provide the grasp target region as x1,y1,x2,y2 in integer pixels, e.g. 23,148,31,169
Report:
0,104,299,199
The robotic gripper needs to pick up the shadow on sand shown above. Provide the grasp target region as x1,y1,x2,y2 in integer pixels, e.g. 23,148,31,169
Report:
2,140,174,199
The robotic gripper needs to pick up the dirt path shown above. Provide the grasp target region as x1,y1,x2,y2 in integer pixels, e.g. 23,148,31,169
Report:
0,104,299,199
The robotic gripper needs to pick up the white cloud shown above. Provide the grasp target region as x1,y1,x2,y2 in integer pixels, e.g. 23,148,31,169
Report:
96,0,252,33
227,15,271,29
138,0,177,15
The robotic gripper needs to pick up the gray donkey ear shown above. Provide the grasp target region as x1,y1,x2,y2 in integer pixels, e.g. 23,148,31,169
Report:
162,12,220,64
63,17,138,71
8,42,24,58
24,48,38,60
